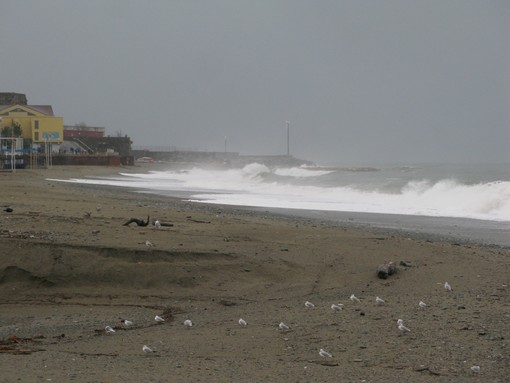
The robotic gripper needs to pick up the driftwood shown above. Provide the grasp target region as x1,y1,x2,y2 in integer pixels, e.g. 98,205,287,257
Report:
377,261,397,279
0,335,45,354
123,216,150,227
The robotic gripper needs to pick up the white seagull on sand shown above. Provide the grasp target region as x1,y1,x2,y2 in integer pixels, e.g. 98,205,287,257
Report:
305,301,315,308
238,318,247,327
121,319,134,326
375,296,385,305
155,315,165,323
470,365,480,373
184,319,193,328
444,281,452,291
397,319,410,333
154,220,161,229
278,322,290,330
350,294,361,303
105,325,116,334
142,345,154,353
145,240,154,247
319,349,333,358
331,304,343,312
419,301,427,308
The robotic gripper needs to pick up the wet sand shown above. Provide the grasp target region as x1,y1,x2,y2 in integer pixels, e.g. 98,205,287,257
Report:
0,166,509,382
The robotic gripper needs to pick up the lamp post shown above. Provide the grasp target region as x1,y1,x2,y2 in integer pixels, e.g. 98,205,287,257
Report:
286,121,290,156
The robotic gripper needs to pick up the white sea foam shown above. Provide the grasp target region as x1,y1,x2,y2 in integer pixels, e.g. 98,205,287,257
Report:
47,163,510,222
273,166,333,178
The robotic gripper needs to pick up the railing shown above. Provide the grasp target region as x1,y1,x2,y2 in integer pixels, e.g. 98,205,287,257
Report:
70,137,94,153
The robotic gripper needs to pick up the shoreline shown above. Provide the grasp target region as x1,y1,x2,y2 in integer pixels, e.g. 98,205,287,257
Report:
1,166,509,382
254,207,510,249
83,186,510,250
45,163,510,249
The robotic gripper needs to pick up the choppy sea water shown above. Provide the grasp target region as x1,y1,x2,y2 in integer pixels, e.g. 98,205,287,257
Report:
48,162,510,247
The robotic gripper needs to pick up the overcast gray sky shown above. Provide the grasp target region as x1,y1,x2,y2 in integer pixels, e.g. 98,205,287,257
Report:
1,0,509,164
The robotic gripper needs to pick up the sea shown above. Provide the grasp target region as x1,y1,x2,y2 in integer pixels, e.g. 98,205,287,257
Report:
49,162,510,248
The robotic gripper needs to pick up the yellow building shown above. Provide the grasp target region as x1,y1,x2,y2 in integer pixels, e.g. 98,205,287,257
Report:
0,104,64,144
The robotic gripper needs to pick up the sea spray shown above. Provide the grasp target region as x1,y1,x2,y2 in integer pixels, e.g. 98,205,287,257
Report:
48,163,510,222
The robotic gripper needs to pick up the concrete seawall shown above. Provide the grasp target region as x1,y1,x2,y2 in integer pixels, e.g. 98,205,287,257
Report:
131,150,313,167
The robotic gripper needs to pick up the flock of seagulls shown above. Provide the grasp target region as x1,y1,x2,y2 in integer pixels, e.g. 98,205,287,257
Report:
101,279,480,374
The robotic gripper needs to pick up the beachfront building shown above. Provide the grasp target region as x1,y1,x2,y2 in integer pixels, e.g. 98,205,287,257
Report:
0,103,64,146
64,124,105,139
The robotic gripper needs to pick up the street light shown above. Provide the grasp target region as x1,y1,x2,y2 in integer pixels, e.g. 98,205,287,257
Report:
286,121,290,156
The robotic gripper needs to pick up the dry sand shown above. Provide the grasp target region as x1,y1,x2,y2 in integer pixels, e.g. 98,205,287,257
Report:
0,166,509,382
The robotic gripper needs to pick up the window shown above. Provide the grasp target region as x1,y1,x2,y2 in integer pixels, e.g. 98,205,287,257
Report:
34,120,39,129
34,132,39,141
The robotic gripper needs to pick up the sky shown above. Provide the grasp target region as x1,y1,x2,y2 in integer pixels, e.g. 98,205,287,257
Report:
1,0,509,165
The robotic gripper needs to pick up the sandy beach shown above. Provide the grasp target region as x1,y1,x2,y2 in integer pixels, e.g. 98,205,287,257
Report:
0,166,508,382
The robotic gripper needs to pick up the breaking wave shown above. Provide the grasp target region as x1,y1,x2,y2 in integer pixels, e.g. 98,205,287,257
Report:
48,163,510,222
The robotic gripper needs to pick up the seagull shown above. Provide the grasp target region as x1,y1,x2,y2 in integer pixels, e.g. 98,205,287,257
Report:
319,348,332,358
121,319,134,326
184,319,193,328
375,296,385,305
278,322,290,330
331,304,343,312
154,220,161,229
350,294,361,303
419,301,427,308
238,318,247,327
397,319,410,333
470,365,480,373
304,301,315,308
155,315,165,323
145,240,154,247
105,325,116,334
142,345,154,353
444,282,452,291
